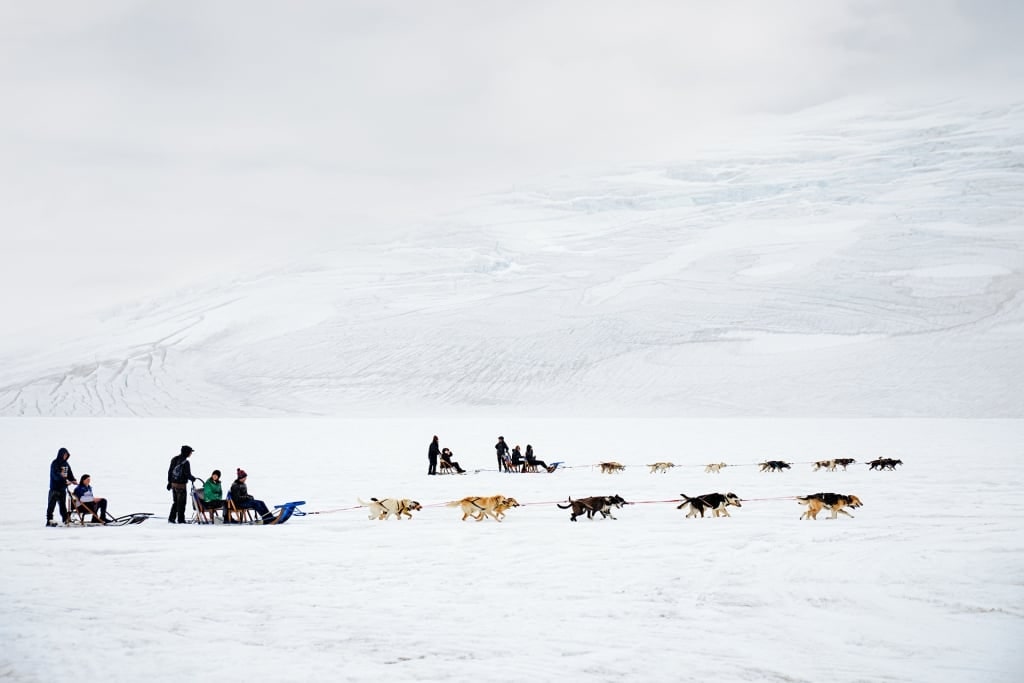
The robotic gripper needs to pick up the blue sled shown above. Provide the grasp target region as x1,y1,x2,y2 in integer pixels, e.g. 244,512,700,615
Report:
267,501,307,525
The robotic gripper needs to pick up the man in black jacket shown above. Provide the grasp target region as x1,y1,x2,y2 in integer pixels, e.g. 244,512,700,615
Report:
495,436,510,472
46,447,77,527
427,435,440,475
167,445,197,524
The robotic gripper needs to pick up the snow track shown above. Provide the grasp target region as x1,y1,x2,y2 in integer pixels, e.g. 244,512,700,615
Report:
2,102,1022,416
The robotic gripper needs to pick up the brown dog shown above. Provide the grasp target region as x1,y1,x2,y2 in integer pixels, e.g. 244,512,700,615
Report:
599,462,626,474
447,495,519,522
647,462,675,474
797,492,863,520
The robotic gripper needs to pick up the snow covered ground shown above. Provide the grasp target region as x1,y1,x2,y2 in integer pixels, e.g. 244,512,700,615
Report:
2,100,1022,418
2,418,1022,682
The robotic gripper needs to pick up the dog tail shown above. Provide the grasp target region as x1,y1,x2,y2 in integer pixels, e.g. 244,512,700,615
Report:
445,500,462,507
796,496,811,505
357,497,376,507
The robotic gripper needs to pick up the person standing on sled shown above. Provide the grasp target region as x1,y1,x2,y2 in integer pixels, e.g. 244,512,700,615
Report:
230,469,274,524
46,447,77,527
427,435,440,475
167,445,197,524
495,436,510,472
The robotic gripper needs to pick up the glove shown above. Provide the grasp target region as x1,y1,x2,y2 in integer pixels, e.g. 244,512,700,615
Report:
166,483,172,491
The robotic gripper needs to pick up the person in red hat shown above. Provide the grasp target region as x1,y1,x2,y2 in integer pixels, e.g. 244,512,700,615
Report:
229,469,274,524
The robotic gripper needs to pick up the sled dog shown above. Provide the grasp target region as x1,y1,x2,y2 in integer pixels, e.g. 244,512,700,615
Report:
647,462,675,474
759,460,791,472
447,495,519,522
598,461,626,474
677,492,742,518
867,458,902,471
358,497,422,521
797,492,863,520
704,462,727,474
556,495,629,521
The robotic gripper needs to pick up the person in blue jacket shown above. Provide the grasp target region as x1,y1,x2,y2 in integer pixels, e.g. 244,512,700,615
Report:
46,447,77,527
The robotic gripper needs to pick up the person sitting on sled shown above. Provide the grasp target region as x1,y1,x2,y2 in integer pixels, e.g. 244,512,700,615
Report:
524,445,557,473
229,469,274,524
203,469,227,516
440,448,466,474
510,445,524,472
72,474,110,523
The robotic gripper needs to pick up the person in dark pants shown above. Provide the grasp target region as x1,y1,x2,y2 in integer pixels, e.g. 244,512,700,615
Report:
167,445,197,524
46,447,78,527
202,469,227,519
510,445,524,473
524,444,556,473
428,435,440,475
230,469,274,524
495,436,510,472
72,474,110,524
440,448,466,474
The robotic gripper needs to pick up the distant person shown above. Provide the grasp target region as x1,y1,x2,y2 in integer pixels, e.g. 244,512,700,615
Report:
510,445,524,473
440,447,466,474
167,445,197,524
428,435,440,475
495,436,510,472
46,447,78,527
525,444,556,473
229,469,274,524
203,469,226,516
72,474,109,524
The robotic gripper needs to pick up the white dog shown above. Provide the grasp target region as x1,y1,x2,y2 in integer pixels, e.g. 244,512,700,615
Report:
358,497,422,520
704,462,727,474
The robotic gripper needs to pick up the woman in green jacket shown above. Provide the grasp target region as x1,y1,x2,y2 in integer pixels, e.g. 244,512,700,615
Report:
202,470,226,519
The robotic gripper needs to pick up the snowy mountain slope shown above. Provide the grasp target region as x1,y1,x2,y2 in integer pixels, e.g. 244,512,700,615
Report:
3,101,1023,416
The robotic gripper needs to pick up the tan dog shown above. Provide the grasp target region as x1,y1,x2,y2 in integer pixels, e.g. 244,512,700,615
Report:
447,495,519,522
598,461,625,474
492,496,521,521
797,492,863,520
704,462,727,473
647,462,675,474
358,497,422,521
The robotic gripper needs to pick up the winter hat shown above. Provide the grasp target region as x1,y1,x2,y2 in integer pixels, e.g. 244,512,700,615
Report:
180,445,194,456
237,468,247,479
57,447,69,459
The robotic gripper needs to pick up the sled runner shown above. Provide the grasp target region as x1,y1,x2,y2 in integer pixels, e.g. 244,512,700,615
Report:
66,488,153,526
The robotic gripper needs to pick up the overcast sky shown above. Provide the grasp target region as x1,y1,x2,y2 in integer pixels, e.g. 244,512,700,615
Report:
1,0,1021,331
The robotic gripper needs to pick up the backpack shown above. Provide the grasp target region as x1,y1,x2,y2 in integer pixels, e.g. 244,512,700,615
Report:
169,456,187,484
